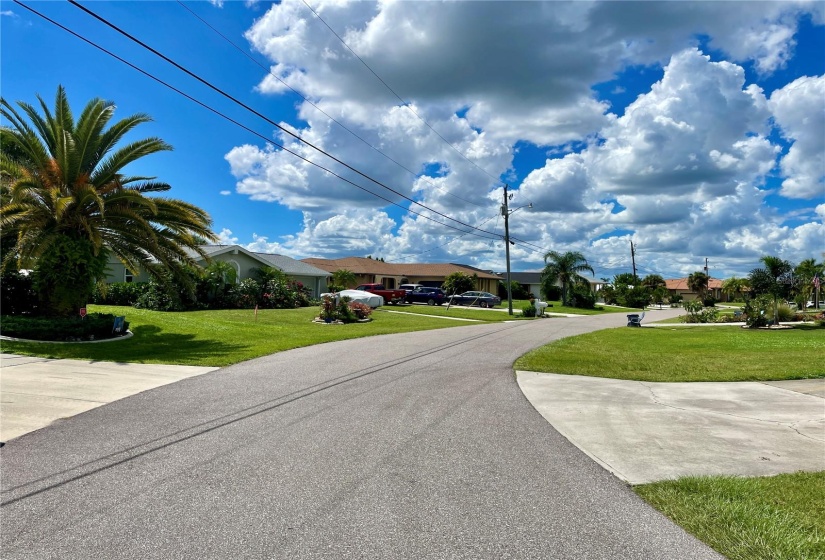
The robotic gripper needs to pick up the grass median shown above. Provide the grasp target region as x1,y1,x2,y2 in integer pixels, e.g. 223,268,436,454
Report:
514,325,824,382
1,304,498,367
635,471,825,560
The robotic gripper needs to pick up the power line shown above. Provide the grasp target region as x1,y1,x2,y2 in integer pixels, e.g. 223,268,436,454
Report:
65,0,501,240
300,0,504,187
15,0,564,263
13,1,503,245
396,212,501,262
175,0,485,209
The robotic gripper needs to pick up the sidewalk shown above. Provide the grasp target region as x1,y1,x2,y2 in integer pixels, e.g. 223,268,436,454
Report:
0,354,218,442
518,371,825,484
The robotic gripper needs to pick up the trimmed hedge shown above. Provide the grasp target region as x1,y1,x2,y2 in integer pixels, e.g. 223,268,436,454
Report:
92,282,149,306
1,313,130,342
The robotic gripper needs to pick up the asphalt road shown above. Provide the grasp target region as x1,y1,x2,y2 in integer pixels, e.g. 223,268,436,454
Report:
1,308,720,559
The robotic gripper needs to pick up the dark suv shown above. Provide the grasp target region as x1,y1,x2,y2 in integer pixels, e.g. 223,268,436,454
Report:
405,286,446,305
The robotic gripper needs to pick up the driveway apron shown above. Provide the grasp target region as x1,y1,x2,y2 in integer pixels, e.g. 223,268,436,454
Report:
1,308,720,559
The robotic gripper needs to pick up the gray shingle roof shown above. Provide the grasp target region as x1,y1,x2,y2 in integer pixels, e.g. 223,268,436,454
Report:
185,245,329,277
252,253,330,277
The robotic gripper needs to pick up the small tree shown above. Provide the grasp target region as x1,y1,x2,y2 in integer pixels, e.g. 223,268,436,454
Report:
442,272,475,295
203,261,237,302
652,286,669,308
641,274,666,290
331,268,357,290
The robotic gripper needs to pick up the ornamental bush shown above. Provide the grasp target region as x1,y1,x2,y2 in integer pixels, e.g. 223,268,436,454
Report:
569,283,597,309
134,277,188,312
743,295,772,328
92,282,149,306
776,304,795,322
521,304,537,318
348,301,373,320
682,300,719,323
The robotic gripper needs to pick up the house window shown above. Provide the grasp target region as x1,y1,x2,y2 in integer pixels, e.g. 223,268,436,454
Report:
124,270,134,283
227,260,241,283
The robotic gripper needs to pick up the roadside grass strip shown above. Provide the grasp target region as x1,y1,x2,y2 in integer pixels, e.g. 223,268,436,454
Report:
514,325,825,382
506,299,639,315
0,305,489,367
634,471,825,560
386,305,523,321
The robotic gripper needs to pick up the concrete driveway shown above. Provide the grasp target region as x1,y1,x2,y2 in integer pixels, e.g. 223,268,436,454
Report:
518,372,825,484
1,354,217,442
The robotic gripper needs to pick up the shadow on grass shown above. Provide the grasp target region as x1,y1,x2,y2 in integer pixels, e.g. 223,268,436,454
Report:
3,324,247,365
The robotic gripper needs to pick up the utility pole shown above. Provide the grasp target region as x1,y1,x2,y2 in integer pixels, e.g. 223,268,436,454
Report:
503,185,513,315
704,257,709,276
630,240,637,282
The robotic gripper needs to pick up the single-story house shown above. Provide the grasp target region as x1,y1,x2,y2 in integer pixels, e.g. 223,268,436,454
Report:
301,257,503,293
506,272,606,298
665,277,723,302
104,245,331,298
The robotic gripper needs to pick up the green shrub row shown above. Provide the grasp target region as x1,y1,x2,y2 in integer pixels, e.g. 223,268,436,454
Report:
91,275,314,313
1,313,130,342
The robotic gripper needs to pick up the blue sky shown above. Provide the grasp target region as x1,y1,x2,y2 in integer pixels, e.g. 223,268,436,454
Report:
2,0,823,280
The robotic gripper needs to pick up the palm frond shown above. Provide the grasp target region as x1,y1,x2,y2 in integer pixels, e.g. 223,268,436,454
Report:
92,137,172,188
52,85,75,138
72,98,112,179
94,113,154,163
126,181,171,193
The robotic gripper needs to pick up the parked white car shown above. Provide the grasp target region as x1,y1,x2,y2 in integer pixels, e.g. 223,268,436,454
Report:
806,301,824,308
321,290,384,308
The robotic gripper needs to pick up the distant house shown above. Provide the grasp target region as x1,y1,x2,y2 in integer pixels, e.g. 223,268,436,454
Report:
506,272,606,299
104,245,331,298
665,277,723,302
301,257,502,293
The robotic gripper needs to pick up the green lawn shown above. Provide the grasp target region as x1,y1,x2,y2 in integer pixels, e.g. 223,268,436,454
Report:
382,304,523,321
635,471,825,560
1,305,496,367
514,325,825,382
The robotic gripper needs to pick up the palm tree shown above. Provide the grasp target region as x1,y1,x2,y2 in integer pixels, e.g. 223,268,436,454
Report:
541,251,595,306
641,274,666,289
721,276,749,302
749,256,792,324
204,261,238,302
794,258,824,307
687,271,710,302
1,86,216,315
331,269,357,290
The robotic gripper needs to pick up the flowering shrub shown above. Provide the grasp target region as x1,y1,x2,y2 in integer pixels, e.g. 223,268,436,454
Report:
348,301,373,320
319,295,337,321
316,296,374,322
